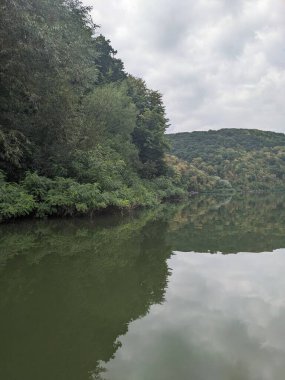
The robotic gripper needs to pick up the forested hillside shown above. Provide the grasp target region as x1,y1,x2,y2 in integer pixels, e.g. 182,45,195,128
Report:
168,129,285,191
1,1,283,222
0,0,194,222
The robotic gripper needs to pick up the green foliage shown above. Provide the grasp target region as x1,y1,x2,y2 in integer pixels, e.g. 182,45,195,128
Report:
0,130,28,168
0,0,169,182
126,77,169,177
148,176,186,201
168,129,285,162
69,147,127,189
0,0,180,221
22,172,107,217
165,155,234,193
2,1,283,222
0,0,99,177
0,169,188,221
93,35,126,84
81,84,137,145
0,181,36,221
168,129,285,191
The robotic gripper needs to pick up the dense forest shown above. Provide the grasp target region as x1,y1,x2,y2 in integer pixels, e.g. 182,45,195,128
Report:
168,129,285,192
0,0,198,222
1,1,284,222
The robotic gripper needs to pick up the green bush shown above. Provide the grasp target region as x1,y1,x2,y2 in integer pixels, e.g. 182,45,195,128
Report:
0,182,36,221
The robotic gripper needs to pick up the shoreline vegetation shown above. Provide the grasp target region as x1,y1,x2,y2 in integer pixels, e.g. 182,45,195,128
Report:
1,1,285,223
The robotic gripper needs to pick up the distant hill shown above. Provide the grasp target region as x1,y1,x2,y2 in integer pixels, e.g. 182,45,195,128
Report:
168,129,285,162
168,129,285,191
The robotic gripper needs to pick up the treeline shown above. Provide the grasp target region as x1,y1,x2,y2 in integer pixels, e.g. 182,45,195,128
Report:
1,0,208,221
168,129,285,191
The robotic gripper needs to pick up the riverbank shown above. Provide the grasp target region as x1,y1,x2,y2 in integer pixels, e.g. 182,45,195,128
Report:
0,171,188,223
3,172,285,224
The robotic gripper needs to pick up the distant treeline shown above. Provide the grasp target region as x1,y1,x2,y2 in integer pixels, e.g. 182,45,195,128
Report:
168,129,285,192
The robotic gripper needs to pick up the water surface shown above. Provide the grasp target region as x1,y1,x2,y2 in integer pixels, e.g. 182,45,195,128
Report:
0,194,285,380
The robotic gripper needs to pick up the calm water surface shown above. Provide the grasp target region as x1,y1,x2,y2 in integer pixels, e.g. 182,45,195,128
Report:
0,194,285,380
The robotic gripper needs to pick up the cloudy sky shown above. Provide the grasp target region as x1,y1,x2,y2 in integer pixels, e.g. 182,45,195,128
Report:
82,0,285,134
98,250,285,379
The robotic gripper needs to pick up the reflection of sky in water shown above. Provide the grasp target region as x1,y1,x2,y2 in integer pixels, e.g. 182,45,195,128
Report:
99,250,285,380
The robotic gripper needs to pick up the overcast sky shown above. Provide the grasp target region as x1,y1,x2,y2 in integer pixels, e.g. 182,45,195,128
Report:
82,0,285,134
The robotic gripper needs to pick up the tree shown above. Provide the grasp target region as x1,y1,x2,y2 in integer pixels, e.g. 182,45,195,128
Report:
126,77,169,178
94,35,126,84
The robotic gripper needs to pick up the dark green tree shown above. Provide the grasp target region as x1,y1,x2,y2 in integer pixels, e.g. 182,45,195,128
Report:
126,77,169,178
94,34,127,84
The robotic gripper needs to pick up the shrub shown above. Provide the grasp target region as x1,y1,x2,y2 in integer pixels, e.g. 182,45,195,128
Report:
0,182,36,221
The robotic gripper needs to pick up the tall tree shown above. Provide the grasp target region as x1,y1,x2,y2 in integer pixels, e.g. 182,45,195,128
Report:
94,35,126,84
126,77,169,177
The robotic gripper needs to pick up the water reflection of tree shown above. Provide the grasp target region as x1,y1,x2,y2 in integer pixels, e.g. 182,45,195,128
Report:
168,194,285,253
0,194,285,379
0,210,172,380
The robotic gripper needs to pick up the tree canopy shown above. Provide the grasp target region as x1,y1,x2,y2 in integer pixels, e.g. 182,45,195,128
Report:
168,129,285,191
0,0,187,221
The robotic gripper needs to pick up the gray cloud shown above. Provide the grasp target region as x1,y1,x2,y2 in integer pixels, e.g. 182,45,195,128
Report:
83,0,285,133
96,250,285,380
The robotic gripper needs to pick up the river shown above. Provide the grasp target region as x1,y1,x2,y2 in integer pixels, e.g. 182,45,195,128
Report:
0,194,285,380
